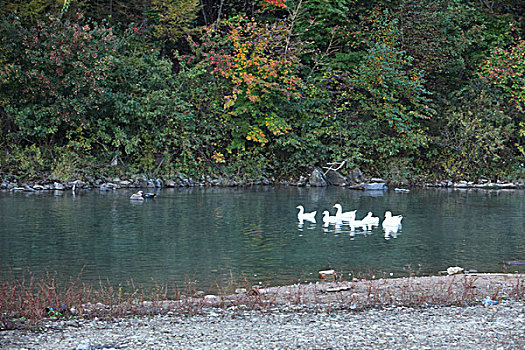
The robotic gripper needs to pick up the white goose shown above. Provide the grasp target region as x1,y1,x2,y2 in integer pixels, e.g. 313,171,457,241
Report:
333,204,357,222
382,211,403,229
349,219,369,231
296,205,317,222
362,212,380,226
322,210,340,226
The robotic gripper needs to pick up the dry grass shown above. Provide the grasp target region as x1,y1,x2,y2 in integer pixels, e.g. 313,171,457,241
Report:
1,269,524,330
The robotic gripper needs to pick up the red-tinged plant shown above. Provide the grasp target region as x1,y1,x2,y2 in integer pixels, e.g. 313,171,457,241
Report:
0,14,117,144
202,16,304,154
261,0,288,9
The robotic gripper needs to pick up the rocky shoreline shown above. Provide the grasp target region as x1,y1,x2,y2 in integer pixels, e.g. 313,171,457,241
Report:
2,166,524,193
1,274,524,349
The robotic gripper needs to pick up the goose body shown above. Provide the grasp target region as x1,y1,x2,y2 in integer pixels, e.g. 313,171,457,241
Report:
349,219,369,231
322,210,340,226
333,204,356,221
296,205,317,222
382,211,403,228
362,212,380,226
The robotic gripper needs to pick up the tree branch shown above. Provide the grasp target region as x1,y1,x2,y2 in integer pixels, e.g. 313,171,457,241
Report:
285,0,303,56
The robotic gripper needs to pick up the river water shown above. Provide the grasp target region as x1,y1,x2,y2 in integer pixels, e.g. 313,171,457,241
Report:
1,187,523,290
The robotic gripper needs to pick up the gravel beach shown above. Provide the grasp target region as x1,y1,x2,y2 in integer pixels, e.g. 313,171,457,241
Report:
2,274,524,349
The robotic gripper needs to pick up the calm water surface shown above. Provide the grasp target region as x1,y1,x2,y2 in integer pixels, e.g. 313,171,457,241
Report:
1,187,524,289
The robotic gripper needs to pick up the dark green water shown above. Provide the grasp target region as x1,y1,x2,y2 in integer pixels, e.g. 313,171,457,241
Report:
1,187,524,289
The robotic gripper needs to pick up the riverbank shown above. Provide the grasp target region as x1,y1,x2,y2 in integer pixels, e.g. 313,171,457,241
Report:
2,173,524,192
2,274,524,349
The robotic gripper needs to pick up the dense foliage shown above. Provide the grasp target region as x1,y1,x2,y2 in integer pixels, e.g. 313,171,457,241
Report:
0,0,523,182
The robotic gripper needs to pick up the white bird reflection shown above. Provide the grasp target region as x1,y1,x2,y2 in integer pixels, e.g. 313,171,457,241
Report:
383,224,401,240
297,218,317,231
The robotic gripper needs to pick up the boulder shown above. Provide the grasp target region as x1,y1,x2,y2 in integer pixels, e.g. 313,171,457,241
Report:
219,177,236,187
324,170,346,186
318,269,337,280
100,182,119,191
23,185,36,192
346,168,363,184
454,181,469,188
504,260,525,266
119,180,131,187
75,341,91,350
53,182,65,190
297,175,308,186
362,182,388,191
68,180,86,189
262,177,273,185
136,177,148,188
394,188,410,193
146,180,156,188
309,167,327,187
165,180,176,188
10,187,25,192
446,266,464,275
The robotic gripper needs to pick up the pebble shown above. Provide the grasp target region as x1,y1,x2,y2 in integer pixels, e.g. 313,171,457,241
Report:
1,301,523,349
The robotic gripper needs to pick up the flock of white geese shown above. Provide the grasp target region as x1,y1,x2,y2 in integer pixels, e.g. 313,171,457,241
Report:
296,203,403,236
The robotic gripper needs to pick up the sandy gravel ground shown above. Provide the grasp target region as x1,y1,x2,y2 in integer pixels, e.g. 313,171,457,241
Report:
1,274,524,349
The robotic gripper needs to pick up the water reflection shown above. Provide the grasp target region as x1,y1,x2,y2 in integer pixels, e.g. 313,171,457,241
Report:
321,220,381,237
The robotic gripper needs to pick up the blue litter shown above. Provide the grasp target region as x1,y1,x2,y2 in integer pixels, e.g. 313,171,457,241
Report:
482,297,498,306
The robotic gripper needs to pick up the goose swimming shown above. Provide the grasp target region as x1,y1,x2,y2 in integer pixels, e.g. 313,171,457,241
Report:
382,211,403,228
348,219,369,231
333,204,356,221
322,210,340,226
362,212,380,226
296,205,317,222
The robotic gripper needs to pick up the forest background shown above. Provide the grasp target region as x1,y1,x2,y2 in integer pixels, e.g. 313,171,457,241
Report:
0,0,524,184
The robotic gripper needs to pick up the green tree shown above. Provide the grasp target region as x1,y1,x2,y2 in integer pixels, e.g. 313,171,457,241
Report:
347,13,433,158
0,0,60,23
480,38,525,156
439,80,516,179
394,0,468,95
148,0,200,56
